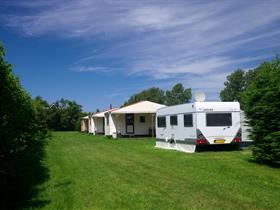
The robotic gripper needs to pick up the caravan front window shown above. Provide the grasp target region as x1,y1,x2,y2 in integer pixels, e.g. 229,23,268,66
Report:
206,113,232,126
157,116,166,128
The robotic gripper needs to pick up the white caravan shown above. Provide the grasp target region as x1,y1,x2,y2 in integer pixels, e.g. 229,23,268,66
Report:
155,101,241,153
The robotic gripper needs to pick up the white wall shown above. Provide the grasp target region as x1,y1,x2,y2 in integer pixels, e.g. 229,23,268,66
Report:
104,113,110,135
93,117,104,134
104,113,116,136
89,117,95,134
81,119,89,132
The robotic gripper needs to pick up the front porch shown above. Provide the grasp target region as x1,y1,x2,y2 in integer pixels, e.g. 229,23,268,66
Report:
93,117,105,135
111,113,156,137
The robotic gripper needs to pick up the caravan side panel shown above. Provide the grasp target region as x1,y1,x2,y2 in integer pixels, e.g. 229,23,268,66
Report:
155,104,197,153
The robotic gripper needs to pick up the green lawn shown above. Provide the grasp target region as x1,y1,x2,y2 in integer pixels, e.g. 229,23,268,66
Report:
28,132,280,210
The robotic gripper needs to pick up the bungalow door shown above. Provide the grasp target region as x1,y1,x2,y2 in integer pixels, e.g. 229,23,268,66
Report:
126,114,134,134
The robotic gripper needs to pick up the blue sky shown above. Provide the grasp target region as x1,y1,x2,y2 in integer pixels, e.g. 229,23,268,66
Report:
1,0,279,111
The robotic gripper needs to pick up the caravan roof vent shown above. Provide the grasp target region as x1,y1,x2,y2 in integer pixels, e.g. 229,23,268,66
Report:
195,92,205,102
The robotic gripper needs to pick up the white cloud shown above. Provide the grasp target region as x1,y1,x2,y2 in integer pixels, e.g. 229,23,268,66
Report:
128,7,170,25
71,66,114,73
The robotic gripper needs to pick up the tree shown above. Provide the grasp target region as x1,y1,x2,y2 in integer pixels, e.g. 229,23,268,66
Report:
220,69,246,102
220,69,258,108
46,98,82,131
242,57,280,164
123,84,192,106
124,87,165,106
165,83,192,106
0,43,48,209
33,96,49,124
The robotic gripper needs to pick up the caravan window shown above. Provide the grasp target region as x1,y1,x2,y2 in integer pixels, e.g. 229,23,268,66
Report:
157,116,166,127
170,115,178,126
206,113,232,126
184,114,193,127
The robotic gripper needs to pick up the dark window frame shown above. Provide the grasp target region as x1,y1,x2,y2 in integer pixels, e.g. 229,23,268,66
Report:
206,113,232,127
184,114,193,127
157,116,166,128
170,115,178,126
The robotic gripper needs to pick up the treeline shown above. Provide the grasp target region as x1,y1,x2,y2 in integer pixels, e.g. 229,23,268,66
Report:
33,97,83,131
220,57,280,165
124,83,192,106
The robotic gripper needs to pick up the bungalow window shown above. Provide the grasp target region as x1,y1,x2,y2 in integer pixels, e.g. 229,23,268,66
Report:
184,114,193,127
140,116,145,123
157,116,166,128
170,115,178,126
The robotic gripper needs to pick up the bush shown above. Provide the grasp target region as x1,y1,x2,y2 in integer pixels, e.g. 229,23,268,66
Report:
242,57,280,164
46,98,82,131
0,43,49,209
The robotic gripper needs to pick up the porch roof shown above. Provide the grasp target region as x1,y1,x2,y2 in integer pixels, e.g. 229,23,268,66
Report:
111,101,166,114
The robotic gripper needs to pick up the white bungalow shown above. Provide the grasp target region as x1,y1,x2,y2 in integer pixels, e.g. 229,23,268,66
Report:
105,101,166,138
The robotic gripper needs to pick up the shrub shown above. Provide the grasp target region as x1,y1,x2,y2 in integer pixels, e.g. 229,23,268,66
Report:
242,57,280,164
0,43,48,209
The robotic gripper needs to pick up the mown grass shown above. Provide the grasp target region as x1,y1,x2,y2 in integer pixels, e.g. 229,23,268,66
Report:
26,132,280,210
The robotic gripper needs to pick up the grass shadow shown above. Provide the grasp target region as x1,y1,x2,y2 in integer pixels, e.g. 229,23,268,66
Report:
247,157,280,168
1,137,50,210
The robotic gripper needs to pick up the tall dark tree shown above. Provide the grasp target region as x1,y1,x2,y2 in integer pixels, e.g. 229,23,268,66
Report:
242,57,280,164
220,69,246,102
165,83,192,106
